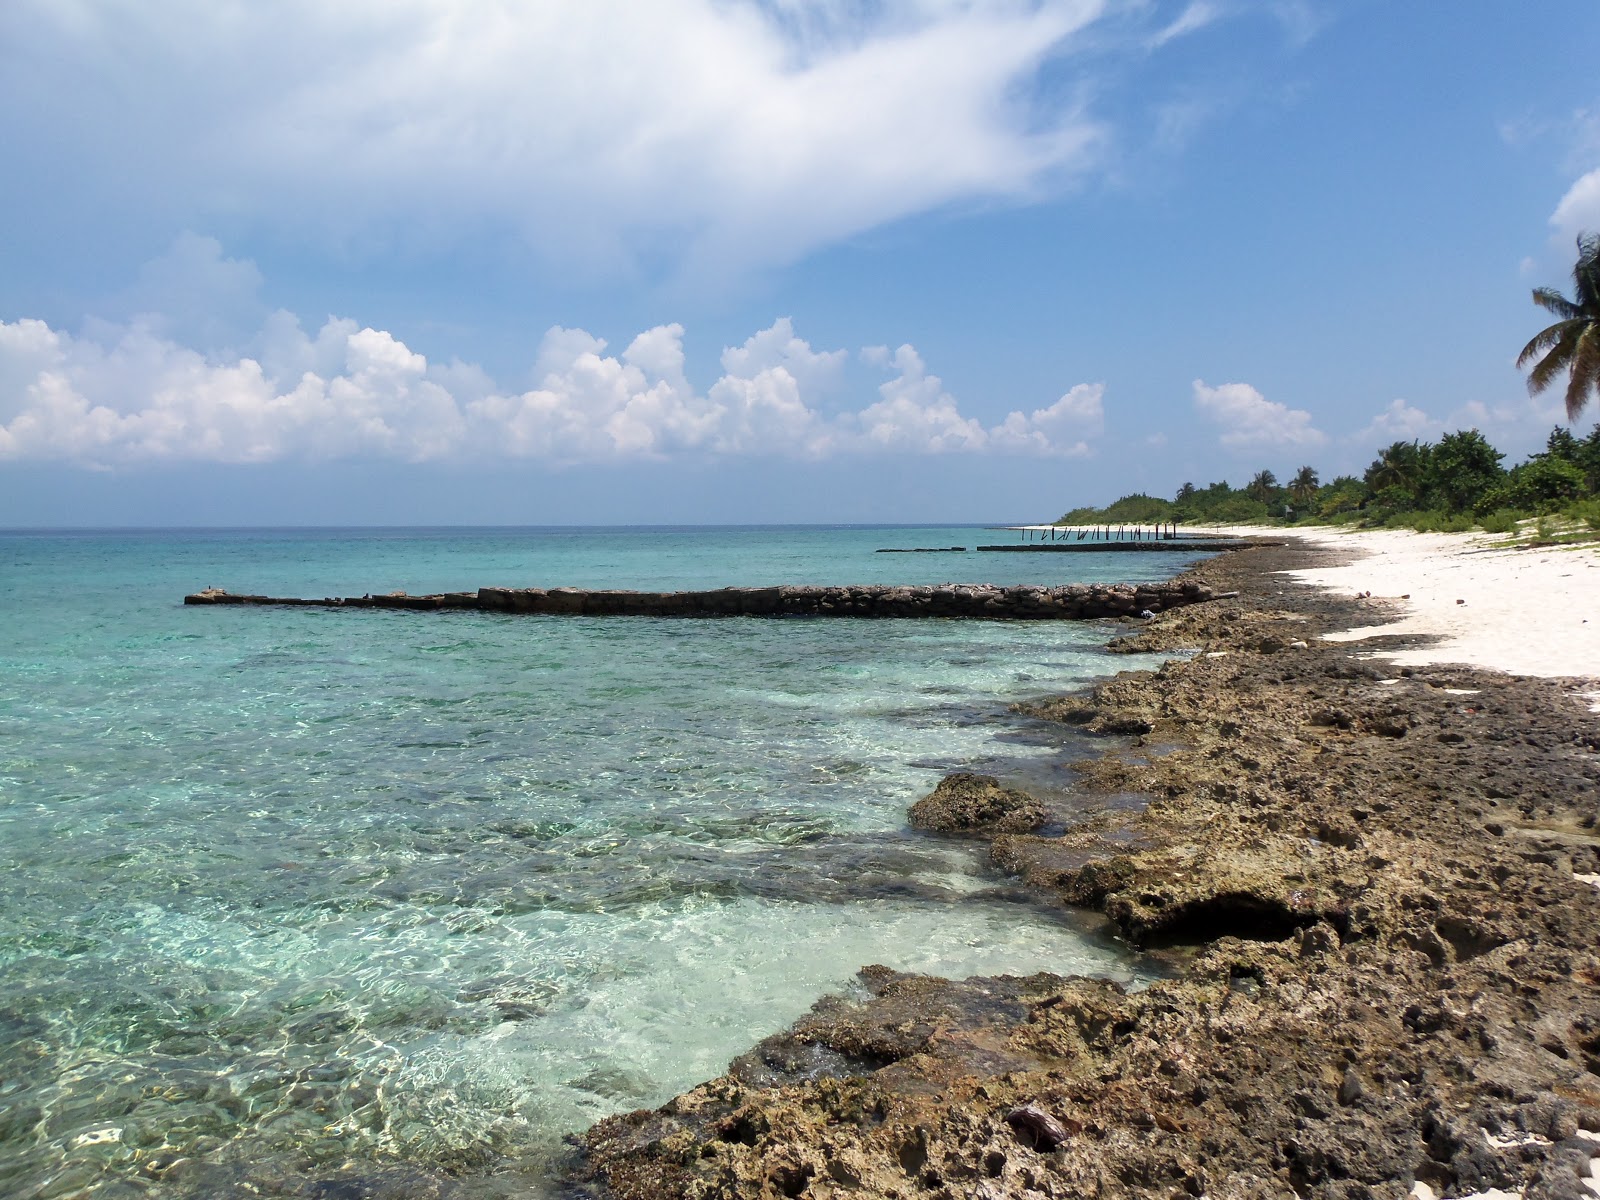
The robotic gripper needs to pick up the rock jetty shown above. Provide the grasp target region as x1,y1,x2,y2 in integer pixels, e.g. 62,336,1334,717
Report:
184,579,1215,620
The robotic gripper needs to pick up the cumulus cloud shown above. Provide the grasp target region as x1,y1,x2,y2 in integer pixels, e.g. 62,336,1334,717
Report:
1346,395,1572,462
988,384,1103,456
1441,396,1568,455
855,346,988,453
1352,398,1436,445
0,314,1104,467
1552,168,1600,240
0,0,1112,277
1191,378,1326,449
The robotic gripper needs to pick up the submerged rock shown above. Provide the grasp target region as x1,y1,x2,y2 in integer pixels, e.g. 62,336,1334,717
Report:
906,773,1050,835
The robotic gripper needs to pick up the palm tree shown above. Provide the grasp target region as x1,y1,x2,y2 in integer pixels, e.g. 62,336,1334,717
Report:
1519,233,1600,420
1246,469,1278,504
1365,441,1425,496
1288,466,1319,505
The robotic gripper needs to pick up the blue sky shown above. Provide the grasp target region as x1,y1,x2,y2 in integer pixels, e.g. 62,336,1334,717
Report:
2,0,1598,525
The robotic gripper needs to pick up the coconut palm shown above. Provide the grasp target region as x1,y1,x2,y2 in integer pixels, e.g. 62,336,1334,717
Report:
1365,441,1426,498
1246,469,1278,504
1519,233,1600,420
1288,466,1319,505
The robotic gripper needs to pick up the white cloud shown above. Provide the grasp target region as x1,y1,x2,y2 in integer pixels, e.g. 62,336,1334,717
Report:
1552,167,1600,240
0,0,1111,277
1150,2,1221,48
1442,395,1569,454
718,317,846,396
1347,394,1573,462
854,345,988,453
465,324,721,460
1353,397,1436,445
0,314,1104,466
988,383,1103,456
1192,378,1326,449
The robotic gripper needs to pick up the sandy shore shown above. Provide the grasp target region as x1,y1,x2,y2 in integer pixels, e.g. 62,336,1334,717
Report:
1276,526,1600,682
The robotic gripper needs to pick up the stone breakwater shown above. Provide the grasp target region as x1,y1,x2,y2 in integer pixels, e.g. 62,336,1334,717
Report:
183,579,1216,620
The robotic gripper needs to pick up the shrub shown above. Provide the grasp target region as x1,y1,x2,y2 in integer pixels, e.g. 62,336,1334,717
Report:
1477,509,1524,534
1315,476,1369,519
1099,493,1175,523
1504,456,1586,513
1409,511,1473,533
1423,430,1505,514
1573,499,1600,531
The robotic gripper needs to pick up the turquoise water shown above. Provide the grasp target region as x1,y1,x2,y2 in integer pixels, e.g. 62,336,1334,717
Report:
0,526,1194,1199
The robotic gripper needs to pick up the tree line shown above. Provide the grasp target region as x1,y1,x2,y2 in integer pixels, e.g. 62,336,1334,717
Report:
1056,426,1600,533
1059,233,1600,535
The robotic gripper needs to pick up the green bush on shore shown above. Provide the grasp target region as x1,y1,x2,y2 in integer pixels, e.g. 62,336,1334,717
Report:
1477,509,1523,534
1054,424,1600,538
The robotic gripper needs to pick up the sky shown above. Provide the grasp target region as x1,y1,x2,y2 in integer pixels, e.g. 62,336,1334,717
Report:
2,0,1599,526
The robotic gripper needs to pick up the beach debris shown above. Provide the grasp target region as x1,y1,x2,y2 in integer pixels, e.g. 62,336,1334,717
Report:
1006,1103,1071,1150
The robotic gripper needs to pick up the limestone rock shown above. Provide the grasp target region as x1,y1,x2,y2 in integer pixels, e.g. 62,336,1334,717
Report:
907,773,1049,835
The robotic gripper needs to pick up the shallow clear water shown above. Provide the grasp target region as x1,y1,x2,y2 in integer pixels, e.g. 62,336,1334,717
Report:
0,526,1195,1199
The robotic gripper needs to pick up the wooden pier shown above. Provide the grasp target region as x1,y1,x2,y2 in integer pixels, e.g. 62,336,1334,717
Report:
976,539,1265,553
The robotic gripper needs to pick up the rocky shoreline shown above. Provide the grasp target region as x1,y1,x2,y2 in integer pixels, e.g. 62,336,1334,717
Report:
569,538,1600,1200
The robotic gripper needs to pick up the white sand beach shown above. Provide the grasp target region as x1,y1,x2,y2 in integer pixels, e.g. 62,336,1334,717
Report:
1280,527,1600,683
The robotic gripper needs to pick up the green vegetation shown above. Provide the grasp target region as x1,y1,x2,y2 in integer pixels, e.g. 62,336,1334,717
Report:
1060,236,1600,543
1055,424,1600,541
1519,232,1600,421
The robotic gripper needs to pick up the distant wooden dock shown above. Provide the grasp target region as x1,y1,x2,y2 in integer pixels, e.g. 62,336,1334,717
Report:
976,539,1265,553
977,523,1273,553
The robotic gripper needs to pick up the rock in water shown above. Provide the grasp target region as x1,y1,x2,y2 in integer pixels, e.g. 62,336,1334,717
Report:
907,772,1049,834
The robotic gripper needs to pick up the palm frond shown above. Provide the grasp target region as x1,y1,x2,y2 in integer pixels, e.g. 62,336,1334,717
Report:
1566,325,1600,421
1518,318,1583,367
1527,327,1582,396
1531,288,1583,320
1575,234,1600,307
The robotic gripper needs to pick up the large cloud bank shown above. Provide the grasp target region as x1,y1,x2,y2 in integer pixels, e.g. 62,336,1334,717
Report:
0,0,1112,275
0,316,1103,467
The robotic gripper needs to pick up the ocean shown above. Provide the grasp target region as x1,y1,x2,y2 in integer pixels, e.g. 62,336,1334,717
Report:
0,526,1195,1199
